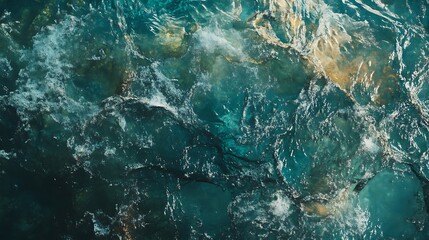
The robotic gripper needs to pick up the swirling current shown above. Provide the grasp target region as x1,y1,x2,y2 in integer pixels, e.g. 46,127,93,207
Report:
1,0,429,239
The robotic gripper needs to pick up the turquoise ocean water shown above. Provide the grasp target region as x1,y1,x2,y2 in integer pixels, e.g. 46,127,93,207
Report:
1,0,429,239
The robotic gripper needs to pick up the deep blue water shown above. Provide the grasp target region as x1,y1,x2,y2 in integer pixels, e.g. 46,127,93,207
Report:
1,0,429,239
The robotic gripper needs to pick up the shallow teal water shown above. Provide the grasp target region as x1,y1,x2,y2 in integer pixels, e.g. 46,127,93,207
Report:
1,0,429,239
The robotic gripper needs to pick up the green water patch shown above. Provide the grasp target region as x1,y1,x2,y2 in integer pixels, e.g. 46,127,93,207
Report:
359,167,429,238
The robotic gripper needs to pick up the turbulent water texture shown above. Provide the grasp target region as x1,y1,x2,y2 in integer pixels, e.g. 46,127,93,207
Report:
1,0,429,239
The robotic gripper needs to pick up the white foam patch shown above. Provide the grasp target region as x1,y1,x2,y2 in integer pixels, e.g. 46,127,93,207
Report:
118,115,127,131
93,222,110,237
129,63,184,117
0,57,12,78
68,136,96,160
0,150,14,160
139,92,178,116
91,213,111,237
354,206,369,234
10,16,94,117
361,136,380,153
313,187,369,236
8,15,102,140
270,191,292,219
195,27,247,61
104,147,116,157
